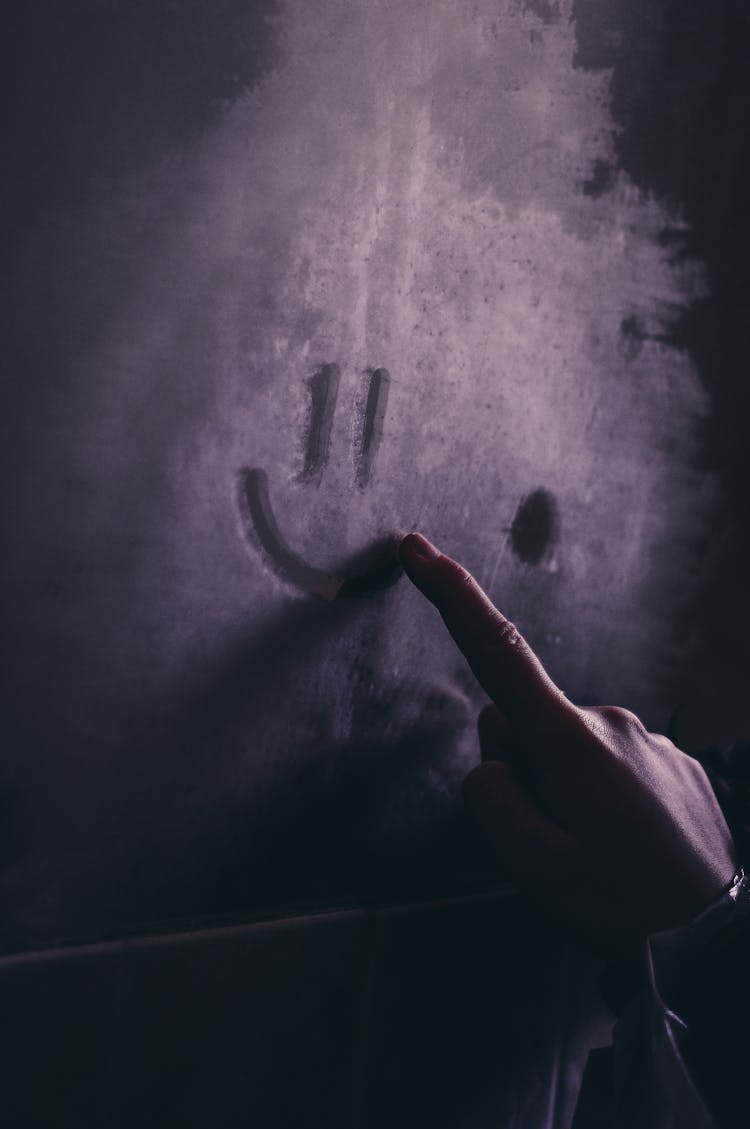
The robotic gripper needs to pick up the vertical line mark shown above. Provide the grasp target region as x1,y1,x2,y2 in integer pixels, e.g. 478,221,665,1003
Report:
357,367,390,489
299,363,341,486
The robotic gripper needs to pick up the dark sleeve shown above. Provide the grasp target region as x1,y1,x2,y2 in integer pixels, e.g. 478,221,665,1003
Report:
610,869,750,1129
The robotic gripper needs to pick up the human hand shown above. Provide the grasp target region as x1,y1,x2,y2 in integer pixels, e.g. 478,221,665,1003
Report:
399,533,737,955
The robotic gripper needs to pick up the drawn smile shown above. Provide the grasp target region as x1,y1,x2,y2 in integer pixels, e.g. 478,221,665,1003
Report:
238,365,402,600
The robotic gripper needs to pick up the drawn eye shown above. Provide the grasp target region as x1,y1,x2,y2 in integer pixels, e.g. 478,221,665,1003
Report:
356,367,390,489
296,363,391,490
297,363,340,487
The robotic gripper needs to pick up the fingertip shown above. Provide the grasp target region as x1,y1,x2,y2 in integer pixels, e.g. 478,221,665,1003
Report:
399,532,441,574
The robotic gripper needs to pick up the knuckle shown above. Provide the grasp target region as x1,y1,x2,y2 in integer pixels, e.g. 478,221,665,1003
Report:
496,617,522,647
576,705,650,759
481,616,522,655
451,564,476,592
650,732,677,753
599,705,646,735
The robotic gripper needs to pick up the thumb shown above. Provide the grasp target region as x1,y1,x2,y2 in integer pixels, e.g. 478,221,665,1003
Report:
477,703,516,762
462,761,577,887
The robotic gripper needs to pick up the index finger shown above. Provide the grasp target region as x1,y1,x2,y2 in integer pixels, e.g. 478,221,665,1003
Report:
399,533,578,735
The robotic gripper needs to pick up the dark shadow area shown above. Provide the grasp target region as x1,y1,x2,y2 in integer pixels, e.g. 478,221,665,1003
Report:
573,0,750,747
145,594,495,941
1,592,498,954
0,0,279,262
5,0,746,956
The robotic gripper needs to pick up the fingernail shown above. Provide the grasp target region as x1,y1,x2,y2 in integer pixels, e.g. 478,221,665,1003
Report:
400,532,440,565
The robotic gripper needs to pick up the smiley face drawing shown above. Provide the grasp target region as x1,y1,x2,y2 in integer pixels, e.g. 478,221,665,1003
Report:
238,364,403,601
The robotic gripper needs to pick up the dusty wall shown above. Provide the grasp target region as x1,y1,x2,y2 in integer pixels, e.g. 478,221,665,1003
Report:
2,0,748,951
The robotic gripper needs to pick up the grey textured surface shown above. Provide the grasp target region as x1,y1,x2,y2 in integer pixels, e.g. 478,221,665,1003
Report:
2,1,749,951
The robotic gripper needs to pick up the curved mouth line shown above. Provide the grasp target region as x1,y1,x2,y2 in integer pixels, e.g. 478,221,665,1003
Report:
238,468,402,600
